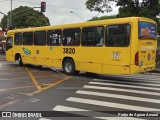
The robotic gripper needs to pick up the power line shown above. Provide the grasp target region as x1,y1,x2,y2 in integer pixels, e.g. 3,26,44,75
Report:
17,0,119,13
17,0,87,11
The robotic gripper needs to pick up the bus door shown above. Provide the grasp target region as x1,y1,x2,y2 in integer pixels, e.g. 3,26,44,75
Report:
33,31,48,66
78,26,104,74
103,24,131,74
47,30,62,67
138,21,157,71
6,37,14,61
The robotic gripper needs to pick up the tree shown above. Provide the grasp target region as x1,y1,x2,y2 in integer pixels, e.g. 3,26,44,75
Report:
86,0,116,13
1,6,50,29
86,0,160,32
85,0,160,20
89,15,117,21
117,0,160,20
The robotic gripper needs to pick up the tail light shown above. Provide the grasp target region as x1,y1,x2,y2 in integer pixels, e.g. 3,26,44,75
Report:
135,52,139,66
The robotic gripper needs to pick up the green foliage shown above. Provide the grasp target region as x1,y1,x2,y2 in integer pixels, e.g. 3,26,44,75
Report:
86,0,116,13
86,0,160,32
1,6,50,29
89,15,117,21
117,0,160,19
86,0,160,19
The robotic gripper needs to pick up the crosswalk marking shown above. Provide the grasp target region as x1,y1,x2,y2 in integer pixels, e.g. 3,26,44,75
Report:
66,97,160,111
53,105,145,120
94,78,160,84
84,85,160,96
104,74,160,81
104,74,157,78
93,79,160,87
39,118,51,120
52,74,160,119
89,82,160,91
76,90,160,104
53,105,89,111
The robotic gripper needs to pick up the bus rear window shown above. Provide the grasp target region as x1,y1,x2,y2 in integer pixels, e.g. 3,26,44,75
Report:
138,22,157,40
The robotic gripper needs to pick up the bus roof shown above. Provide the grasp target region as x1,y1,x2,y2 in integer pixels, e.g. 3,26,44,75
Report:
7,17,156,34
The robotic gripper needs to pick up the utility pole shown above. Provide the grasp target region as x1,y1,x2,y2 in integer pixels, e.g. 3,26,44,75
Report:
10,0,12,26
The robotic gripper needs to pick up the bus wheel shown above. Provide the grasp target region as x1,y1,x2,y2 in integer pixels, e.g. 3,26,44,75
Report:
63,59,75,75
18,55,23,66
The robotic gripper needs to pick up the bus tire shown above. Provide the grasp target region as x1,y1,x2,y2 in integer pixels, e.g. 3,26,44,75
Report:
63,59,75,75
18,55,23,66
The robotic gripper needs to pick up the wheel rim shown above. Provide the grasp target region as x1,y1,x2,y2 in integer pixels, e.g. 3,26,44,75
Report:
18,57,21,63
65,62,72,73
18,57,21,62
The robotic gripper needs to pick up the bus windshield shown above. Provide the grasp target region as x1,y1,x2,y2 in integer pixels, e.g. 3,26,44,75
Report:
138,21,157,40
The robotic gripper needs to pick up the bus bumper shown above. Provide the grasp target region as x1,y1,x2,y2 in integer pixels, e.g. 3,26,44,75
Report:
130,64,156,74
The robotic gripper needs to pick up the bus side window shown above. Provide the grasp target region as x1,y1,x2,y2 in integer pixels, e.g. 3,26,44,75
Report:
34,31,46,46
47,30,62,46
63,28,80,46
62,37,67,45
23,32,33,45
106,24,130,47
14,32,23,45
82,26,104,46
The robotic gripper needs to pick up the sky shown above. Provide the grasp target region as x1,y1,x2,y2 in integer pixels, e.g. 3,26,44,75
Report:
0,0,118,25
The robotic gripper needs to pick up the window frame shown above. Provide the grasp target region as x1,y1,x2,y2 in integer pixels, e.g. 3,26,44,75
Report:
81,26,104,47
47,29,62,46
34,31,46,46
14,32,23,45
105,24,131,47
23,31,33,45
62,28,81,46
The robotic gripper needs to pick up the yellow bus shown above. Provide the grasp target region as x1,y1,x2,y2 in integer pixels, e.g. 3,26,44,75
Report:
5,17,157,75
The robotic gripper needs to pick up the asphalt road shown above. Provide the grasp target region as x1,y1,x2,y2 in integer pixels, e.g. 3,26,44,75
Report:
0,55,160,120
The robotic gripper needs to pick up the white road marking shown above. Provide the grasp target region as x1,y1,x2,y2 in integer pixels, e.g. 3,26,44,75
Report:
76,90,160,104
84,85,160,96
93,79,160,87
93,78,160,84
39,118,51,120
53,105,145,120
66,97,160,111
53,105,89,111
89,82,160,91
104,74,160,81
